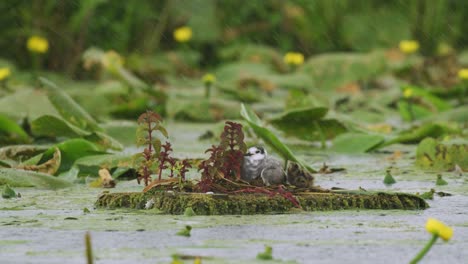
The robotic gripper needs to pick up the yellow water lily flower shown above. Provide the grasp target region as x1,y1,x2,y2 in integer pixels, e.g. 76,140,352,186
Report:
399,40,419,54
457,68,468,80
426,218,453,241
202,73,216,85
284,52,304,66
403,88,413,98
102,50,124,71
173,26,192,43
27,36,49,53
0,67,11,81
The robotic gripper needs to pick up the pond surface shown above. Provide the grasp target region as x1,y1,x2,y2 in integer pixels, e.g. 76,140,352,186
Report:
1,124,467,264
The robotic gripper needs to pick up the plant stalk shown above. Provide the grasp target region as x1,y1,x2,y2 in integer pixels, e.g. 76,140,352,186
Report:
410,234,438,264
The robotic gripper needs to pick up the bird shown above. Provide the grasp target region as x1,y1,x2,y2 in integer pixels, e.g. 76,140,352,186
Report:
286,162,314,188
241,146,286,186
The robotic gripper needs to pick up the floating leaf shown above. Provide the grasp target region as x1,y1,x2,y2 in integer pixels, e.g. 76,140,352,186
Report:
0,114,30,145
36,139,103,175
415,138,468,171
331,133,385,153
381,123,456,147
39,77,101,131
301,51,386,90
240,104,315,172
73,153,134,178
31,115,89,138
0,89,59,120
84,131,123,151
17,147,61,175
269,107,346,141
0,168,72,189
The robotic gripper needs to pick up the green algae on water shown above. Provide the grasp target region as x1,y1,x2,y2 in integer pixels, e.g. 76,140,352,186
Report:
2,184,16,199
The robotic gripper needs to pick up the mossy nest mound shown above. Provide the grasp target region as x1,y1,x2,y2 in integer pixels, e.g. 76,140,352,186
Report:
95,190,428,215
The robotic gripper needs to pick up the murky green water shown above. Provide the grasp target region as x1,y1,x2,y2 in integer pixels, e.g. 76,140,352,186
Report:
1,124,467,264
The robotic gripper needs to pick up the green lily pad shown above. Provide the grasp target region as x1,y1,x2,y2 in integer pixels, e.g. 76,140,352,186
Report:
34,139,103,175
269,107,346,141
0,89,59,120
398,85,451,121
0,114,30,145
0,168,72,189
381,123,457,147
330,133,385,153
240,104,315,172
73,153,134,178
301,51,387,90
39,77,101,131
31,115,89,138
416,138,468,171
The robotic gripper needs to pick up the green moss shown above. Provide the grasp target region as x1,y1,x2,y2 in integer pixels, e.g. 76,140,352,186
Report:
95,190,429,215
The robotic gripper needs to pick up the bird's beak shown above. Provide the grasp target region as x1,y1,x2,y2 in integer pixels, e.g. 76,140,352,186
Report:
244,153,252,157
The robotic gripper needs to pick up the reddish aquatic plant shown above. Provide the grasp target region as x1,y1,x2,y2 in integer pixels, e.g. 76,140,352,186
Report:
197,145,224,192
220,121,247,180
135,110,167,186
178,159,192,181
157,142,173,180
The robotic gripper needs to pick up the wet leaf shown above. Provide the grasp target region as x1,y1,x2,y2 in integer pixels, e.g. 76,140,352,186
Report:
17,147,61,175
31,115,89,138
240,104,315,172
415,138,468,171
0,89,59,120
0,114,30,145
39,77,101,131
73,153,134,178
84,131,123,151
36,139,103,175
301,51,387,90
381,123,457,147
0,168,72,189
331,133,385,153
269,107,346,141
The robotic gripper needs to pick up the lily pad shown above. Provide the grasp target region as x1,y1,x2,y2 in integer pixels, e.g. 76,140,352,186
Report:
330,133,385,153
381,123,456,147
416,138,468,171
240,104,315,172
0,114,30,145
34,139,103,175
269,107,346,141
0,168,72,189
31,115,89,138
39,77,101,131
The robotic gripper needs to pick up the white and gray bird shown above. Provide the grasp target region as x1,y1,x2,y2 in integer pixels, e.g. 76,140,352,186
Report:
241,146,286,186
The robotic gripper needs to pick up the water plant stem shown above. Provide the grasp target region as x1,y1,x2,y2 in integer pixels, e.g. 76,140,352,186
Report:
205,83,211,98
407,98,415,122
410,234,438,264
85,232,94,264
314,121,326,149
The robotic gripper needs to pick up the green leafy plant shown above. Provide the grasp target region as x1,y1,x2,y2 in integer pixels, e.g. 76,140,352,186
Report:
134,110,167,186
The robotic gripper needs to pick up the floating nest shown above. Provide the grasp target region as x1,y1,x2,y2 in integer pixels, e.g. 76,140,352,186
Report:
95,188,428,215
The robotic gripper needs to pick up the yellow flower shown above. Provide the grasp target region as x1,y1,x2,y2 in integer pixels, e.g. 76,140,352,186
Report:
27,36,49,53
284,52,304,66
202,73,216,85
399,40,419,54
426,218,453,241
403,88,413,98
0,67,11,81
102,50,124,71
458,68,468,80
173,26,192,43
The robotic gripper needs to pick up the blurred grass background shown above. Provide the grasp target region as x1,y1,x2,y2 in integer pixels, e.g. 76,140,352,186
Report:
1,0,467,79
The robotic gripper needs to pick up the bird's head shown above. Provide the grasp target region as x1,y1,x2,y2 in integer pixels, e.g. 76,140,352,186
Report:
244,146,267,161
